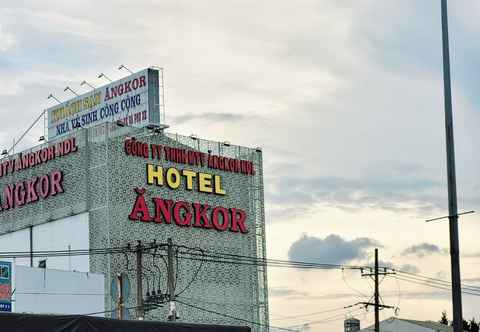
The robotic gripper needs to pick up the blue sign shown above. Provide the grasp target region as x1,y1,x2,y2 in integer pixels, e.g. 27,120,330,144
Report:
0,261,12,312
0,302,11,312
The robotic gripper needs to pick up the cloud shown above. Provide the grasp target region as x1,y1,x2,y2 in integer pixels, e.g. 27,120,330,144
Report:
398,264,420,274
171,112,257,125
264,172,447,223
288,234,381,265
364,260,420,274
269,287,309,298
269,286,360,302
402,243,447,258
0,24,15,52
436,270,449,281
399,291,450,301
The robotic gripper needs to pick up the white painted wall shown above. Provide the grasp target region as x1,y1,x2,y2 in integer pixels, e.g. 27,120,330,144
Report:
33,213,89,272
0,228,30,266
0,213,89,272
13,265,104,316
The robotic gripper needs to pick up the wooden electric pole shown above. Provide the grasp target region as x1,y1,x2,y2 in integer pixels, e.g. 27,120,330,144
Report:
374,249,380,331
167,238,177,321
116,273,125,320
359,248,396,332
136,241,144,320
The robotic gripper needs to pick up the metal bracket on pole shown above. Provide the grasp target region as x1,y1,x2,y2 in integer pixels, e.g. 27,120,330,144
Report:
425,210,474,223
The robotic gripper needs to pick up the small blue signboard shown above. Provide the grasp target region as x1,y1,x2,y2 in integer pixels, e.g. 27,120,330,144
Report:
0,261,12,312
0,302,11,312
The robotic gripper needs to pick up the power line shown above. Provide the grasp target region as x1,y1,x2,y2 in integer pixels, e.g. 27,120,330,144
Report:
82,302,166,316
0,241,392,273
174,249,205,298
287,308,365,328
176,299,299,332
14,291,105,296
342,268,369,299
395,270,480,291
176,295,260,308
271,305,353,321
393,272,480,293
0,245,377,271
392,275,480,297
176,248,369,271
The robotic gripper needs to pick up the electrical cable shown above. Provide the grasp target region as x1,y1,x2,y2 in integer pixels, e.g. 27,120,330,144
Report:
176,250,369,271
395,270,480,291
176,299,299,332
394,273,480,294
394,275,453,292
14,291,105,296
178,248,368,270
342,268,369,299
175,295,259,308
392,275,480,297
287,308,365,327
393,274,401,315
82,301,166,316
271,305,354,321
0,246,373,271
149,249,164,295
174,248,205,298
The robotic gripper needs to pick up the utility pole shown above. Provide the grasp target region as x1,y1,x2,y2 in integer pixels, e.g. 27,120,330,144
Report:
359,248,396,332
167,238,177,321
29,226,33,268
374,249,380,332
440,1,463,331
116,273,125,320
136,241,144,320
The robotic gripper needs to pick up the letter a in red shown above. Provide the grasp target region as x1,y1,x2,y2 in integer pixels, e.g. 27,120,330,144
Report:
128,188,151,222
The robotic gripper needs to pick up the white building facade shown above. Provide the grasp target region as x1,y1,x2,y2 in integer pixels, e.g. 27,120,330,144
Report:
360,317,467,332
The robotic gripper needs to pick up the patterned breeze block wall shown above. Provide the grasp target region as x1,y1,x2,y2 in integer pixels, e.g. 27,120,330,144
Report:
0,123,269,332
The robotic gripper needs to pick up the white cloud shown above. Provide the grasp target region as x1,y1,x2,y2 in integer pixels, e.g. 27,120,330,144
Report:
0,24,15,52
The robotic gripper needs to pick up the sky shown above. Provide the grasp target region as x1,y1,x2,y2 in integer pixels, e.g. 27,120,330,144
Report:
0,1,479,331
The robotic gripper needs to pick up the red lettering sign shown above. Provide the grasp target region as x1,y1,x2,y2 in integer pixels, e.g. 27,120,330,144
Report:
124,138,256,176
0,138,77,179
0,170,64,213
128,188,248,234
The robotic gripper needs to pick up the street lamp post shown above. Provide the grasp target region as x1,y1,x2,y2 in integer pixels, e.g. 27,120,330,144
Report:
440,1,463,331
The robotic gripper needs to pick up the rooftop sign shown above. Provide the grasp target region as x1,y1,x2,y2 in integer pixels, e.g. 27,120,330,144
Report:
47,68,160,140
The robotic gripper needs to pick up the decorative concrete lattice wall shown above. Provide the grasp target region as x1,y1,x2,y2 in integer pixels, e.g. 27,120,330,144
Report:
0,123,269,332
